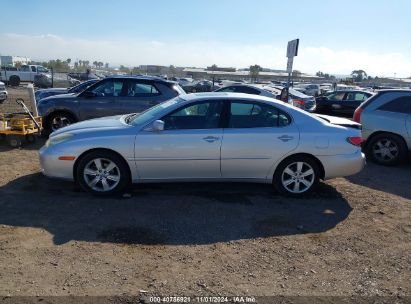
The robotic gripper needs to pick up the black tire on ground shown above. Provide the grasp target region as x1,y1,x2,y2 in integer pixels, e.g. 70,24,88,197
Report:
9,76,20,87
76,150,131,196
365,133,407,166
46,112,76,132
7,135,23,148
25,134,36,144
273,155,321,197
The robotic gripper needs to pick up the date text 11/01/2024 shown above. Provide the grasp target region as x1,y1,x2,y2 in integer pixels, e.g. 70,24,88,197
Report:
148,296,256,303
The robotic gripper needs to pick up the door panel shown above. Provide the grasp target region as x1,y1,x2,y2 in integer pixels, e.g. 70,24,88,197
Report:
406,115,411,144
221,101,299,179
221,126,299,179
79,79,126,120
134,129,223,179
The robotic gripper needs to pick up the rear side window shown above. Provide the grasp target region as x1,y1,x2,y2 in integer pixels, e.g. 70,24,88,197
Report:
233,86,261,95
229,101,291,128
378,96,411,114
126,81,160,96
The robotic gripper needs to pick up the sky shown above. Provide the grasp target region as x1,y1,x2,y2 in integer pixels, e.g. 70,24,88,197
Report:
0,0,410,77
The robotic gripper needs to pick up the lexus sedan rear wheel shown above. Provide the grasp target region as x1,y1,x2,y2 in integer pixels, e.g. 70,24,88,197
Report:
76,151,130,195
274,156,320,197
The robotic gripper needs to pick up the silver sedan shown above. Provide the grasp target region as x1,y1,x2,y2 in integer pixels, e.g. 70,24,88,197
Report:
39,93,365,197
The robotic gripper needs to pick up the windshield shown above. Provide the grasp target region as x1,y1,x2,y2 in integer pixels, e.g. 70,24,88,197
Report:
130,97,184,126
37,66,49,73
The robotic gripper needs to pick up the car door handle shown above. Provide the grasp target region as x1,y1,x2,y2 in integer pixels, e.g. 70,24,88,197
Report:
203,136,219,143
278,135,294,142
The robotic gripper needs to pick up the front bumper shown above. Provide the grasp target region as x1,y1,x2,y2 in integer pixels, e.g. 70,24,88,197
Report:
39,145,76,181
318,151,366,180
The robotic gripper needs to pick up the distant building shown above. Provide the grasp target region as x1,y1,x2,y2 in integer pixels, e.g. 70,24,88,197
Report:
0,55,31,66
139,65,169,74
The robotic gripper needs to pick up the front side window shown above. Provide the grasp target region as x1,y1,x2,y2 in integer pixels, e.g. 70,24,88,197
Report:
328,92,345,101
229,101,291,128
91,80,124,97
378,96,411,114
31,66,37,72
162,101,223,130
126,81,160,96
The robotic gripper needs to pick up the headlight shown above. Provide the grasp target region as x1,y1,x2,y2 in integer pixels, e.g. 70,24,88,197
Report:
45,133,74,147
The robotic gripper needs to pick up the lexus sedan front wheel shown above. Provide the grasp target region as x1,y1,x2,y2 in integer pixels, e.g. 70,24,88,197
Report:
76,150,130,195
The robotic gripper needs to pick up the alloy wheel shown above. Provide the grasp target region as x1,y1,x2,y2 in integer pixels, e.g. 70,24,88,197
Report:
83,158,121,192
51,115,72,131
372,138,399,162
281,161,315,194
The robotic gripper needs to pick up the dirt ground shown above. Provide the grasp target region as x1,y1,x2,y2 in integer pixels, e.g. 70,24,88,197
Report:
0,87,410,301
0,138,410,301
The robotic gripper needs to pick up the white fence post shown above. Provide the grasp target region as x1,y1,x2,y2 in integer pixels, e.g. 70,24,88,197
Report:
27,83,38,116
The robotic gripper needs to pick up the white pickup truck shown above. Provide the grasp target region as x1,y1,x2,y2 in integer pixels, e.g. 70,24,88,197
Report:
0,65,50,86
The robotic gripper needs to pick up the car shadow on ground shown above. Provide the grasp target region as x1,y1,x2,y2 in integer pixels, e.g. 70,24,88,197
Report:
0,173,352,245
347,160,411,200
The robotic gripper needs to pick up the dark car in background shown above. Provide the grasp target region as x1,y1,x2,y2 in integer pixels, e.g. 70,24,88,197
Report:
316,90,373,116
35,79,99,102
37,76,185,132
182,80,218,93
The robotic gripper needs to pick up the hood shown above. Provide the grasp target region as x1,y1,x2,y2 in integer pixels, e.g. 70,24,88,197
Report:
36,88,68,94
39,92,78,103
51,115,126,137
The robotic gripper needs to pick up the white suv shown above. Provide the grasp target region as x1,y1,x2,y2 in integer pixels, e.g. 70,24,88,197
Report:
0,81,7,103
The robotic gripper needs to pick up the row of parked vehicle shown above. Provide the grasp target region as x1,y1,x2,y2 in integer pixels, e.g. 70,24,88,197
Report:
33,75,410,197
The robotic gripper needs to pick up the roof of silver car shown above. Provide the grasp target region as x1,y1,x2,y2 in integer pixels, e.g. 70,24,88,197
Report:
180,92,282,103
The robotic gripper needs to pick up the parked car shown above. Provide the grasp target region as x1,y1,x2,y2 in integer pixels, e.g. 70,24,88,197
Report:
214,84,279,99
39,92,365,197
0,65,50,86
353,89,411,166
182,80,217,93
35,79,100,102
67,72,100,81
270,85,316,112
294,84,321,96
316,90,374,116
37,76,185,132
0,81,7,103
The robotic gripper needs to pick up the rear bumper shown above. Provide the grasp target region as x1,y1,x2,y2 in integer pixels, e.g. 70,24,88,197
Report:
318,151,366,180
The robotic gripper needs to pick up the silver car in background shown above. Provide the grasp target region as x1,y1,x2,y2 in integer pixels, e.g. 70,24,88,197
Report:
353,89,411,165
39,93,365,197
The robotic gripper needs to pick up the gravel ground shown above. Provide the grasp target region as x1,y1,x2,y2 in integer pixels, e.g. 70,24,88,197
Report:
0,87,410,302
0,138,410,301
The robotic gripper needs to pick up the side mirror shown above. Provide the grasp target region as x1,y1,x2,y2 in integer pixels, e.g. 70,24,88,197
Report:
152,120,164,132
82,90,95,98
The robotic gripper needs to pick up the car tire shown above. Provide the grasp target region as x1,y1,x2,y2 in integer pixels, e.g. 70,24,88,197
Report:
76,150,130,196
7,135,23,148
9,76,20,87
273,155,320,197
366,133,407,166
47,112,76,132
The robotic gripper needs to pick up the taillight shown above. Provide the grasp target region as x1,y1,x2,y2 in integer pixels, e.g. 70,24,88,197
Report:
293,99,305,105
347,136,363,146
353,107,363,123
